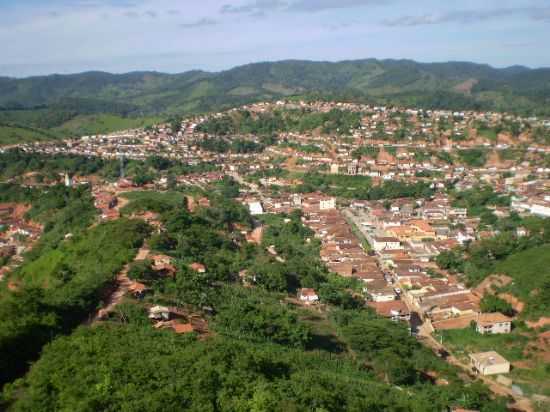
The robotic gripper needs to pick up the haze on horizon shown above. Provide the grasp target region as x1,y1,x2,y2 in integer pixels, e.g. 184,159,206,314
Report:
1,0,549,78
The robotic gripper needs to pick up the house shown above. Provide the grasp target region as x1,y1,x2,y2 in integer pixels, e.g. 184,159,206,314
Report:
128,281,148,298
368,300,411,322
476,313,512,334
148,305,171,320
372,236,402,252
470,351,510,375
248,201,264,216
299,288,319,304
320,197,336,211
367,284,397,302
189,262,206,273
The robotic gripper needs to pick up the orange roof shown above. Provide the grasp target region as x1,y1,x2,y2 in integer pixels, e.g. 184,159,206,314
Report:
172,322,194,334
189,262,206,272
477,313,512,326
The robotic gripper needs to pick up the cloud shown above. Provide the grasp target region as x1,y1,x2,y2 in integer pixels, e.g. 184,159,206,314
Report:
144,10,157,19
180,17,219,29
221,0,390,16
288,0,391,13
124,10,140,18
382,7,550,27
531,8,550,22
325,21,356,31
221,0,287,16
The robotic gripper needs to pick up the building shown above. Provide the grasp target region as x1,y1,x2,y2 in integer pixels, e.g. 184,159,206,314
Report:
299,288,319,304
530,201,550,217
372,236,402,252
368,300,411,322
470,351,510,376
320,197,336,211
248,201,264,215
476,313,512,334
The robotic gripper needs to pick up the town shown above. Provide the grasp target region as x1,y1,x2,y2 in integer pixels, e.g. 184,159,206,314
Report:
1,99,549,412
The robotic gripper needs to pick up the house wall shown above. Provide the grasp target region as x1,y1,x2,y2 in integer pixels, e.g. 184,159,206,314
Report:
477,322,511,334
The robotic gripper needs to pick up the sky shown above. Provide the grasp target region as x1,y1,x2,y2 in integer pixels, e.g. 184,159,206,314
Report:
1,0,549,77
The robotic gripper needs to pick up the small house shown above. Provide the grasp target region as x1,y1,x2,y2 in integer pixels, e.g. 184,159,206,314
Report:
299,288,319,304
470,351,510,376
148,305,170,321
476,313,512,334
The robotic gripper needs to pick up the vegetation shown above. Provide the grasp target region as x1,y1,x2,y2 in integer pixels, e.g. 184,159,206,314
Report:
480,295,514,316
457,149,488,167
196,108,362,137
296,172,434,200
0,149,218,183
0,215,150,385
451,185,510,226
436,217,550,319
0,177,511,411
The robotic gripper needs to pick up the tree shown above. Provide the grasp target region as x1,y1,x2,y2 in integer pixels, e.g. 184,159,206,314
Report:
480,295,514,316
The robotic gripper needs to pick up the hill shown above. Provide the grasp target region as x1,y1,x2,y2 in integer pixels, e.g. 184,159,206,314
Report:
1,58,550,144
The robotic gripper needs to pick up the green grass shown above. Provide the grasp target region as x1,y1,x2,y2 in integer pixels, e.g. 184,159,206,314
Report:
436,327,529,362
55,114,161,136
18,250,65,288
495,244,550,319
0,124,61,145
120,190,186,204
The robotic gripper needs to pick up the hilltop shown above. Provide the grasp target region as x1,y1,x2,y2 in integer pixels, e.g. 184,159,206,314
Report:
1,59,550,144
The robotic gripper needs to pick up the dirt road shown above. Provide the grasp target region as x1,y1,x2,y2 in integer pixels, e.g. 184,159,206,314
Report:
90,244,150,322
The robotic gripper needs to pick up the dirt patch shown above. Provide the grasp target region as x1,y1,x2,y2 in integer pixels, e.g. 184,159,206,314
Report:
527,317,550,329
453,78,478,95
498,293,525,313
473,274,513,297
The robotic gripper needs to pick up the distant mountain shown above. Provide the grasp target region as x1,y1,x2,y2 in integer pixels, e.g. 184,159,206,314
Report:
1,59,549,142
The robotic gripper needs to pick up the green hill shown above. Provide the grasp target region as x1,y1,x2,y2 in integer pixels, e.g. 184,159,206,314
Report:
1,58,550,144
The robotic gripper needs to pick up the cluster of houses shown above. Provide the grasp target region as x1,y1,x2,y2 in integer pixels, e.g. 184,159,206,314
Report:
0,203,42,280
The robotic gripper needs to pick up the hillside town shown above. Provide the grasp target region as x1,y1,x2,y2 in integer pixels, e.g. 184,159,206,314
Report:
1,100,549,411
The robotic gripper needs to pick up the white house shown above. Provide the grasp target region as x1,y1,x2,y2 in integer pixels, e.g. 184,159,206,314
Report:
470,351,510,376
372,237,402,252
248,201,264,216
530,201,550,218
476,313,512,335
319,197,336,211
299,288,319,304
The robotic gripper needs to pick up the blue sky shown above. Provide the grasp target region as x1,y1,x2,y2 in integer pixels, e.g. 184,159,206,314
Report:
1,0,549,77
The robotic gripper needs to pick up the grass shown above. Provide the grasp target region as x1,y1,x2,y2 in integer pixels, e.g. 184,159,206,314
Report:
436,327,530,362
495,244,550,319
120,190,186,204
119,190,187,215
0,124,61,145
297,308,346,354
55,114,161,136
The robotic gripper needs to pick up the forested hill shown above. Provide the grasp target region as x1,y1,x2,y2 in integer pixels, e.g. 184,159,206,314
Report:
1,59,550,143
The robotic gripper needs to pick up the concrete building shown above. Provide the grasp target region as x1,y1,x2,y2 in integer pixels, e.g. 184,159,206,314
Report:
319,197,336,211
372,236,402,252
476,313,512,334
470,351,510,376
248,201,264,216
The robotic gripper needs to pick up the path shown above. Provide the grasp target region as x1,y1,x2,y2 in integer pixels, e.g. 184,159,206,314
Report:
90,243,150,322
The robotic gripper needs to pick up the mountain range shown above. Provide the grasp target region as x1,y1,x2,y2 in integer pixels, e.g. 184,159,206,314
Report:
1,58,550,143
